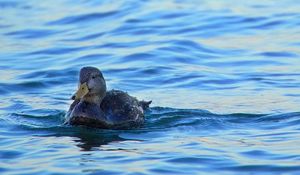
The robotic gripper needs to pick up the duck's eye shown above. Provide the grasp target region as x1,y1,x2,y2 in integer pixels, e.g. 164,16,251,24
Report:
92,76,96,79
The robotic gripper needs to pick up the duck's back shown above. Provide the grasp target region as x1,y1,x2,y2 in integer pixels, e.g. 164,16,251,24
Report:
101,90,150,128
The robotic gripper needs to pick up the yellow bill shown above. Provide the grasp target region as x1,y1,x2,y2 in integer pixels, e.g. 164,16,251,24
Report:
74,82,89,100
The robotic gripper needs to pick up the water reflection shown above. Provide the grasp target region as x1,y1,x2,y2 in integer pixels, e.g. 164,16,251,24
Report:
46,127,140,151
71,130,127,151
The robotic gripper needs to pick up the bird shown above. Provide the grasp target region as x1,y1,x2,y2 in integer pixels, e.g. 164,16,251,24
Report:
65,66,151,129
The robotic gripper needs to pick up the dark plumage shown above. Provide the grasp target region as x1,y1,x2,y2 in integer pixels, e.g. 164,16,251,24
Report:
65,67,151,129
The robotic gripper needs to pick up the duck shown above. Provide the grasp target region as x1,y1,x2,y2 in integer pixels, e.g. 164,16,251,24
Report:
65,66,152,129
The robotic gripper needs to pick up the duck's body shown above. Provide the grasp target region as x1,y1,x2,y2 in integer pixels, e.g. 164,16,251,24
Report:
65,67,151,129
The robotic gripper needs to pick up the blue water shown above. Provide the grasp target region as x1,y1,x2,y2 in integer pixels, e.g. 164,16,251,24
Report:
1,0,300,174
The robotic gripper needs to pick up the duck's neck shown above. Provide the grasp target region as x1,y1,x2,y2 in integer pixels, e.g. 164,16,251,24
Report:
81,94,104,105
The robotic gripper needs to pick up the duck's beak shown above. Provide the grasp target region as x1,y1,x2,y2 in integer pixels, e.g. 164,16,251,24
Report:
73,82,89,100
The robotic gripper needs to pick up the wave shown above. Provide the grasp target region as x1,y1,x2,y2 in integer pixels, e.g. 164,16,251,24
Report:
2,107,299,132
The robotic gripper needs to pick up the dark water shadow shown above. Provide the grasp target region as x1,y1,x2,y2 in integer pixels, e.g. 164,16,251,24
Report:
54,128,130,151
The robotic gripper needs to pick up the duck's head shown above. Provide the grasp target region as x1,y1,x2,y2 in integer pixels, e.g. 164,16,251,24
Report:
72,67,106,104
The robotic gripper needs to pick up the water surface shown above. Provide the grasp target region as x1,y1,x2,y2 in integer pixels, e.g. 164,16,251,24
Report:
0,0,300,174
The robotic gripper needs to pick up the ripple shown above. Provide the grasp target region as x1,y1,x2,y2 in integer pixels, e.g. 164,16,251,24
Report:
240,150,299,160
167,156,227,165
5,29,62,39
0,81,47,93
205,60,285,67
250,20,285,30
221,165,300,172
26,46,91,56
66,32,106,41
47,11,120,25
258,51,298,57
0,1,30,9
0,150,23,159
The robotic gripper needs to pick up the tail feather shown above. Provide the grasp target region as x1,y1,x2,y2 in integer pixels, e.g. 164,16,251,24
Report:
139,100,152,110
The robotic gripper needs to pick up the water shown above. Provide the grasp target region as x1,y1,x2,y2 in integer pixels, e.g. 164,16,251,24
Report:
1,0,300,174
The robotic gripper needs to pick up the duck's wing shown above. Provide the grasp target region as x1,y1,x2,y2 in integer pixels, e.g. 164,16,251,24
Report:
68,99,80,112
65,99,80,122
101,90,150,126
